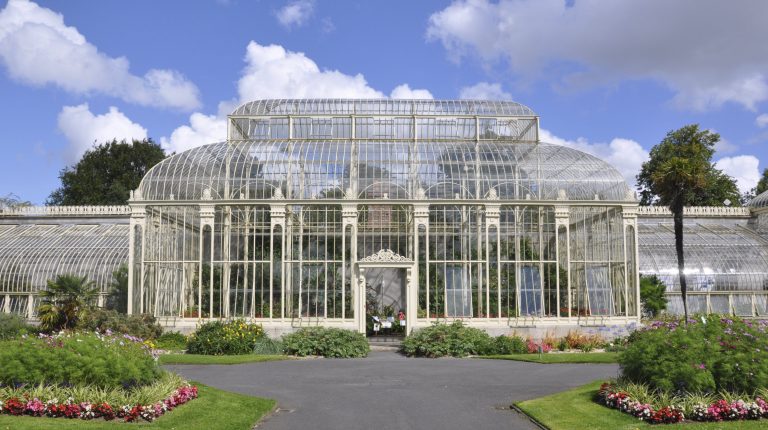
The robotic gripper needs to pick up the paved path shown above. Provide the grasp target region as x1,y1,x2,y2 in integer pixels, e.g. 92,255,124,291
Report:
167,352,618,430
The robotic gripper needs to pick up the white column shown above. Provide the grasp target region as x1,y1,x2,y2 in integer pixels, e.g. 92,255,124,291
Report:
127,204,146,315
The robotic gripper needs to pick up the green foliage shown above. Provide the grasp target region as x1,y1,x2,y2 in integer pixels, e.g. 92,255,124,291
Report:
620,316,768,394
639,275,668,318
46,138,166,206
187,320,265,355
0,332,161,388
637,125,740,207
105,264,128,313
0,371,184,408
154,331,187,351
37,274,98,331
0,313,36,340
493,334,528,355
400,321,496,357
79,309,163,340
252,336,283,355
282,327,369,358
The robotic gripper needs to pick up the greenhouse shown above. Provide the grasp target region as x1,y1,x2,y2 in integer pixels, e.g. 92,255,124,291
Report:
126,99,641,333
4,99,766,334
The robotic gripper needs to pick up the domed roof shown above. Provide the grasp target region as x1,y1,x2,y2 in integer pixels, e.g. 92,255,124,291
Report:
747,190,768,209
137,140,634,202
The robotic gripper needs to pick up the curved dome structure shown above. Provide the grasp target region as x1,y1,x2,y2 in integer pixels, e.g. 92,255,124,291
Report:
747,189,768,209
138,140,633,202
129,99,641,333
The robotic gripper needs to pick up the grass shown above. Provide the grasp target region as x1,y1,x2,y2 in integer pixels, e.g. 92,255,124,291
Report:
479,352,618,364
515,381,768,430
0,383,275,430
158,353,289,365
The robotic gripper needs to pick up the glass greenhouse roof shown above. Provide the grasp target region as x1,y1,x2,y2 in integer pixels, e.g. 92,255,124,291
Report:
137,140,634,202
231,99,537,117
638,217,768,293
747,189,768,208
0,222,128,296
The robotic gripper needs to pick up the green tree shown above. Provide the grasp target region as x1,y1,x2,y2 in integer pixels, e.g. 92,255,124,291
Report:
105,264,128,313
37,274,99,331
46,139,166,205
0,193,31,210
639,275,667,318
636,125,738,323
742,168,768,203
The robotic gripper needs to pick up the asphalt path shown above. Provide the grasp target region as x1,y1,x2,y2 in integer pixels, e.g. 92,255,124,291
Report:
167,352,619,430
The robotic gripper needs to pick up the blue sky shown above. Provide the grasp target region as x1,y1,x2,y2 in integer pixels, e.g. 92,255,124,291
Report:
1,0,767,204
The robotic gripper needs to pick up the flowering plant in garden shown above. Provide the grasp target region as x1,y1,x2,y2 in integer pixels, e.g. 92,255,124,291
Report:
187,319,266,355
598,382,768,424
0,384,197,423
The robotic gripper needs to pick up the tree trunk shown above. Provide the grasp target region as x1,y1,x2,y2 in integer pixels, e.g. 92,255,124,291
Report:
672,201,688,325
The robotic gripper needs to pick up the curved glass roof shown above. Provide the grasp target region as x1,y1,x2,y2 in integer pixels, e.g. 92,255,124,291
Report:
638,218,768,293
747,189,768,208
0,222,128,297
231,99,537,117
137,140,633,202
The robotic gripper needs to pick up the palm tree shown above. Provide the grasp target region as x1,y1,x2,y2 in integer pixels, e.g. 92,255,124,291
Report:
637,125,736,323
38,274,99,331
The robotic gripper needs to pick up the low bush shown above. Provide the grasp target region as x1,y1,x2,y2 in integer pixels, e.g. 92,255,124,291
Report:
401,321,495,358
252,336,283,355
493,334,528,355
282,327,369,358
155,331,187,351
79,309,163,340
0,313,35,340
187,320,265,355
0,332,161,388
620,316,768,394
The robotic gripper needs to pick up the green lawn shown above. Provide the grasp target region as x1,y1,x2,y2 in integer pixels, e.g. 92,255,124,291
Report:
0,383,275,430
158,353,289,365
479,352,618,364
515,381,767,430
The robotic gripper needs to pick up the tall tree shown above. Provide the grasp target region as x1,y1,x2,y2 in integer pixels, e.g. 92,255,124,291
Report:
636,125,738,323
47,139,166,206
0,193,32,210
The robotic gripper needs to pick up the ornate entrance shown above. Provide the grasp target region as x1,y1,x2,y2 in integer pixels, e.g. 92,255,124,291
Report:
356,249,415,334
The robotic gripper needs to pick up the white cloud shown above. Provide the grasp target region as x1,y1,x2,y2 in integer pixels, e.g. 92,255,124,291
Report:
459,82,512,100
428,0,768,111
540,128,648,186
160,113,226,154
276,0,314,29
390,84,433,99
57,104,148,161
757,114,768,128
716,155,762,194
164,42,429,153
0,0,200,110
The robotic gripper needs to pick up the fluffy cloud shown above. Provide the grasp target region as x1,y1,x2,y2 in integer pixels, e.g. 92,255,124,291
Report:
716,155,762,194
757,114,768,128
163,42,428,153
390,84,433,99
57,104,148,161
539,128,648,186
428,0,768,111
160,113,226,154
0,0,200,110
459,82,512,100
276,0,314,29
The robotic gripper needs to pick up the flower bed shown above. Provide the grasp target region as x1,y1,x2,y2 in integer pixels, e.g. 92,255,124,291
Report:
597,382,768,424
0,383,197,423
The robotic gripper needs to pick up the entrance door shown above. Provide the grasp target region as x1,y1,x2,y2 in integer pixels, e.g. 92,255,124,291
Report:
364,267,406,336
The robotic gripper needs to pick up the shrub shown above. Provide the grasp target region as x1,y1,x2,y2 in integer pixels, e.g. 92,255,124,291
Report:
37,275,98,331
252,336,283,355
0,313,35,340
0,332,161,388
526,337,553,354
282,327,369,358
620,316,768,394
187,320,265,355
400,321,494,358
640,275,668,318
493,334,527,355
79,309,163,340
155,331,187,351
